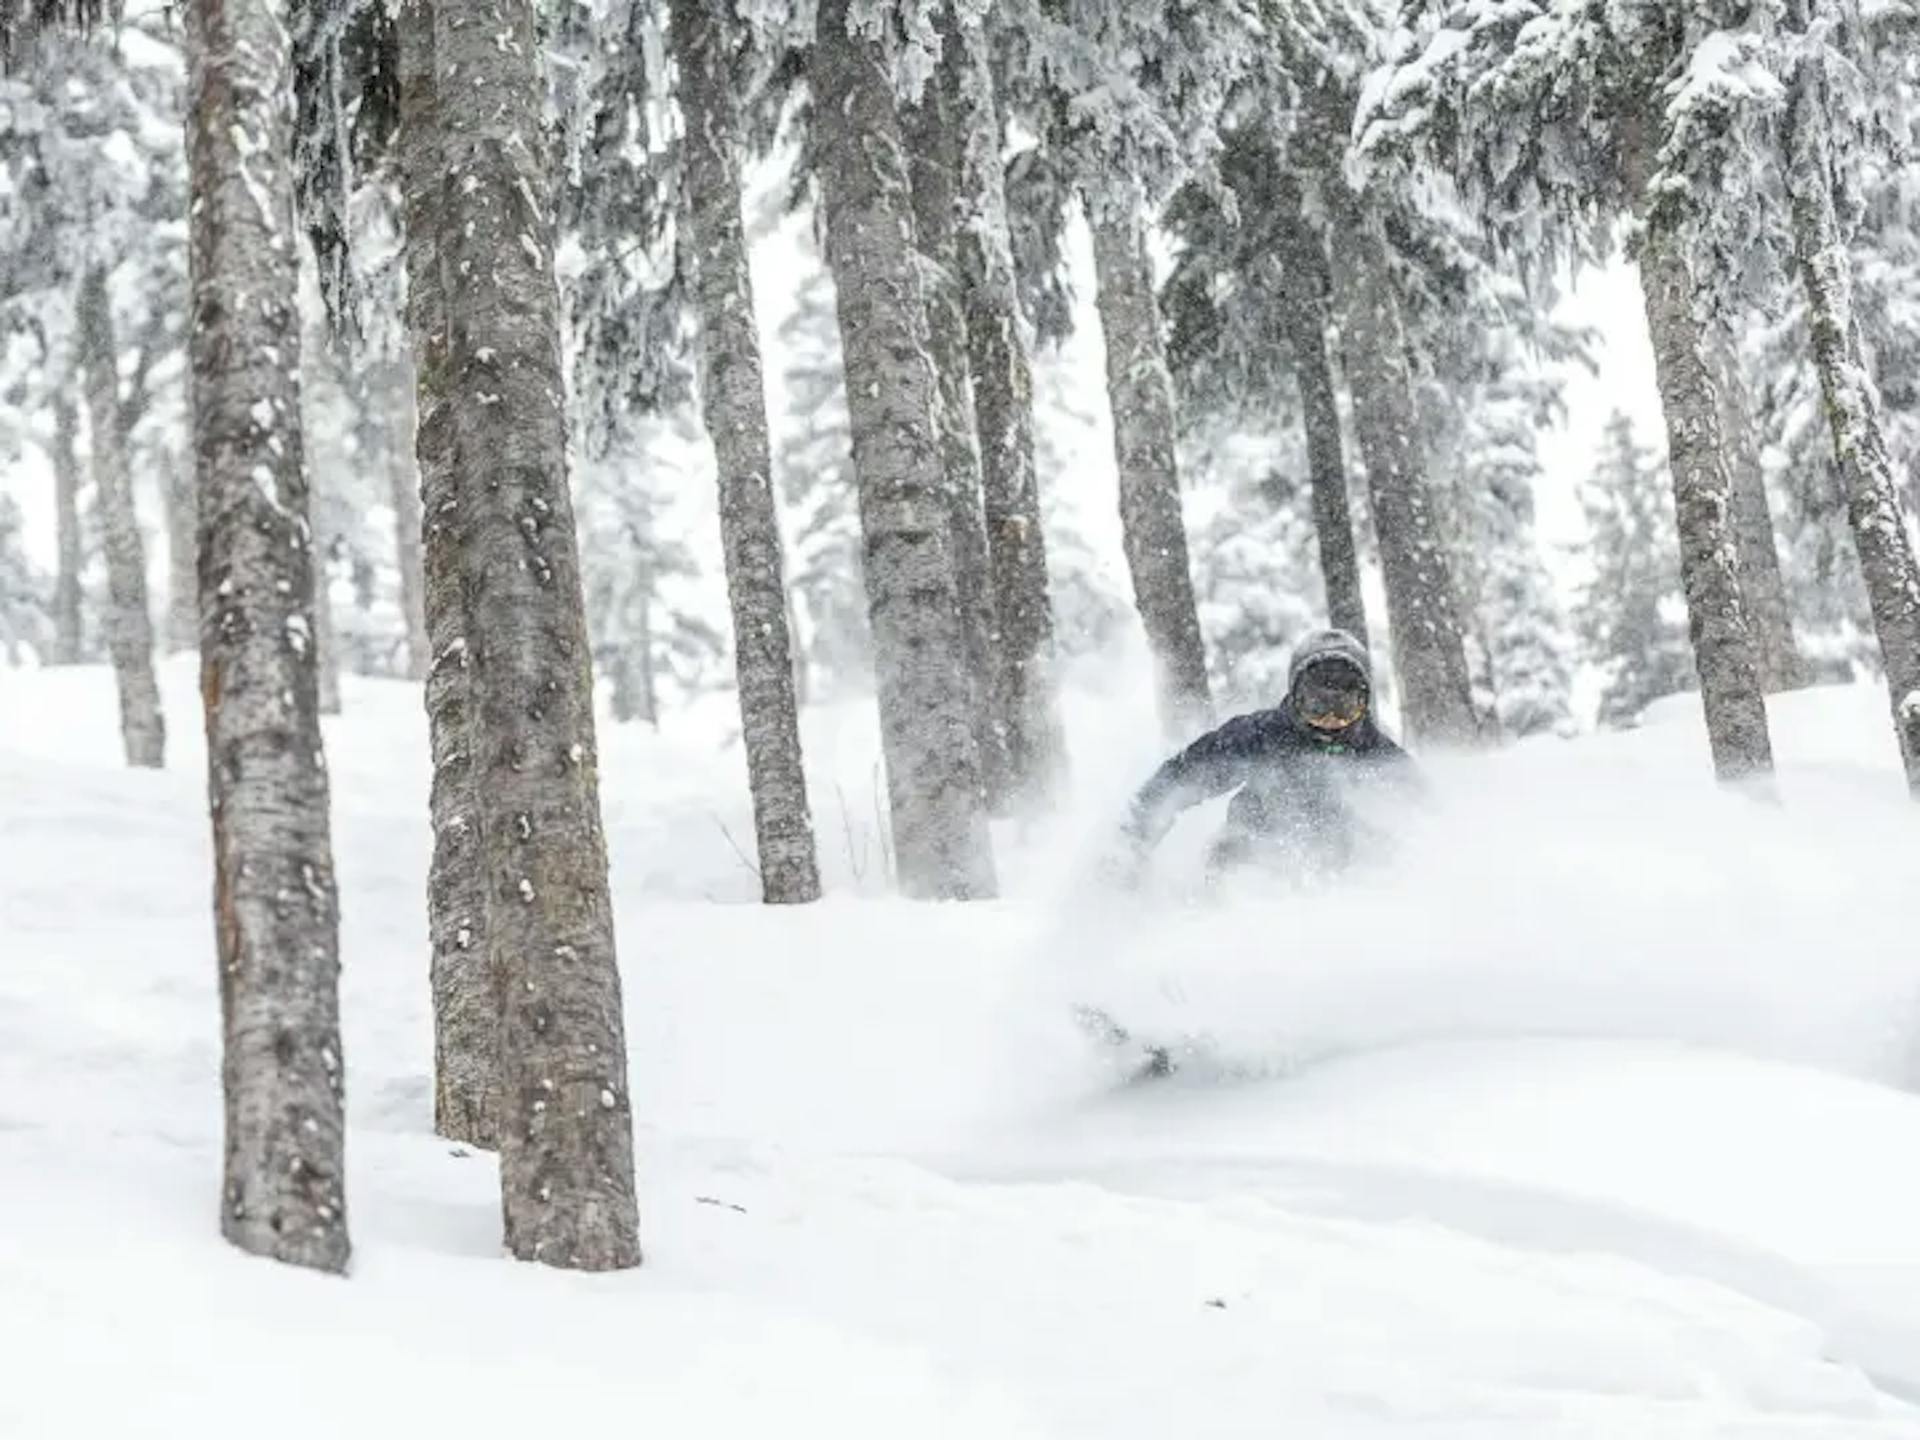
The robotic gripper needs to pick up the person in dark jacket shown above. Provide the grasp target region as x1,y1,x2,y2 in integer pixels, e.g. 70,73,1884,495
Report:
1114,628,1415,883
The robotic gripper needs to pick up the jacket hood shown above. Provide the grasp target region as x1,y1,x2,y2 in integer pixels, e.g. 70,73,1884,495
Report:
1287,629,1372,691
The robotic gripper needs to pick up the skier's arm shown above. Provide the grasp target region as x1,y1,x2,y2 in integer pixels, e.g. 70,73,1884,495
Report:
1119,717,1262,854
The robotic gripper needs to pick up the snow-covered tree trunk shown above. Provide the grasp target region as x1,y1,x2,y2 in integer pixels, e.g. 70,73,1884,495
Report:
1325,218,1479,747
162,456,199,653
1087,176,1211,739
903,36,1004,808
1628,137,1773,783
398,0,498,1153
428,0,641,1268
670,0,820,904
186,0,348,1271
813,0,996,900
1275,200,1366,648
1710,334,1806,693
943,3,1065,812
385,353,429,681
77,264,165,768
1785,58,1920,793
50,392,84,665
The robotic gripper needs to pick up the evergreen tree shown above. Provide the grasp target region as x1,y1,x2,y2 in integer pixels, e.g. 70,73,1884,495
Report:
0,491,45,663
1577,412,1696,730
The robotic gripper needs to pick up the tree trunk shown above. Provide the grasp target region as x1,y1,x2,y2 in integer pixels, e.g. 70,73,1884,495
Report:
387,351,429,681
1086,176,1211,739
942,2,1066,812
426,0,642,1268
902,34,1005,808
50,392,84,665
186,0,348,1272
633,587,658,729
813,0,996,900
1324,212,1479,747
399,0,498,1154
1274,201,1367,649
312,539,342,713
1786,58,1920,793
161,453,199,653
671,0,821,903
1627,131,1774,783
1710,333,1806,692
77,265,166,768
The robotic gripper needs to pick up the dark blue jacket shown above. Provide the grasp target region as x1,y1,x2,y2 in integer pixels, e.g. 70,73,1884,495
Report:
1122,701,1412,867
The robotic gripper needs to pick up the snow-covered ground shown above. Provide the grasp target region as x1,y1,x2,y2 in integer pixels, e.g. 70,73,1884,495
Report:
5,657,1920,1437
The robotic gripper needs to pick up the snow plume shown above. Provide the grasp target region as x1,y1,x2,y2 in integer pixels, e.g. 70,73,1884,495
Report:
1039,682,1920,1092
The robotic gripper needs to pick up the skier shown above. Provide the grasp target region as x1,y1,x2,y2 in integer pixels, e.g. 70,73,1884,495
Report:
1110,628,1416,887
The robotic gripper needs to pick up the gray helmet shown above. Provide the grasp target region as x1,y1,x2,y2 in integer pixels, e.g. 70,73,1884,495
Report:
1288,629,1371,732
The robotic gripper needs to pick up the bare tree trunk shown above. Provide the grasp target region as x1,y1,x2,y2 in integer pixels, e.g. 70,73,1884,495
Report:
161,453,199,653
77,265,166,768
1710,332,1806,692
671,0,820,903
387,352,429,681
50,392,84,665
813,0,997,900
943,2,1066,812
1628,131,1774,784
398,0,498,1154
1325,214,1479,747
1786,57,1920,793
633,587,658,729
902,36,1005,808
312,539,342,713
1086,176,1211,739
427,0,641,1268
186,0,348,1272
1275,201,1367,649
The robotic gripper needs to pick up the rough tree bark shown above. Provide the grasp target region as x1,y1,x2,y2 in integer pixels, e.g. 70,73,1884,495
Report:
428,0,642,1268
1087,175,1212,740
671,0,821,903
813,0,996,900
902,36,1005,806
1274,198,1367,649
1710,333,1806,692
50,392,84,664
161,455,199,652
76,264,166,767
398,0,499,1153
186,0,348,1271
386,351,429,681
942,2,1066,811
1324,208,1480,747
1626,130,1774,783
1785,55,1920,793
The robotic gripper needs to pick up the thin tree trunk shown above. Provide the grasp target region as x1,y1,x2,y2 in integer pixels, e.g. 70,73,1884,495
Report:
186,0,348,1271
1274,200,1367,649
399,0,498,1154
428,0,641,1268
633,586,658,730
77,265,165,768
943,2,1066,812
50,392,84,664
902,37,1005,808
671,0,820,903
1086,176,1211,739
1711,332,1806,692
162,453,199,652
387,352,429,681
1627,130,1774,783
813,0,996,900
1324,211,1479,747
1786,57,1920,793
312,539,342,713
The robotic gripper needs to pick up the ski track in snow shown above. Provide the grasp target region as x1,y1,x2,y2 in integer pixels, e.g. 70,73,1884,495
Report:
5,656,1920,1437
